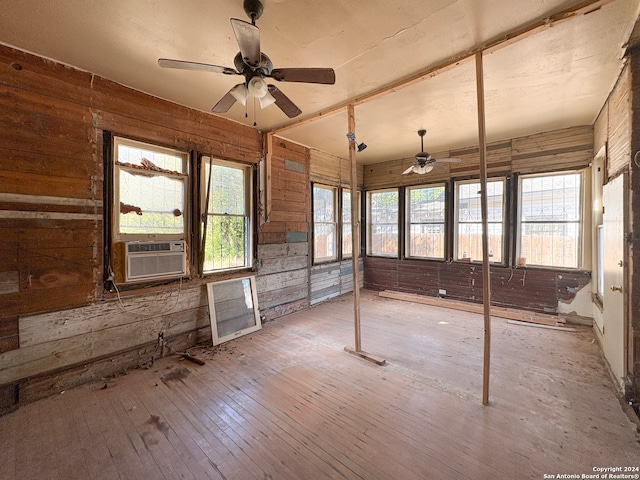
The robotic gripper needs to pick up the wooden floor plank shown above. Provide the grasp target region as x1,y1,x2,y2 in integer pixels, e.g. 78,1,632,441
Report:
0,290,638,480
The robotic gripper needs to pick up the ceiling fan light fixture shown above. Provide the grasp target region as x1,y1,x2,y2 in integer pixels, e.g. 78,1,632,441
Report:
247,76,268,98
230,84,248,105
258,89,276,108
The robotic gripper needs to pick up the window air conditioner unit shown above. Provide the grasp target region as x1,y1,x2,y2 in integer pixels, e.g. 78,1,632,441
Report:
125,240,186,282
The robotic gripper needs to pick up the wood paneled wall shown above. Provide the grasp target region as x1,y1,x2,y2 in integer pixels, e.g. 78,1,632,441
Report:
0,44,313,408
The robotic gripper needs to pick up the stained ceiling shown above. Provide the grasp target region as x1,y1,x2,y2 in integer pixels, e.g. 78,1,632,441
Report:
0,0,638,164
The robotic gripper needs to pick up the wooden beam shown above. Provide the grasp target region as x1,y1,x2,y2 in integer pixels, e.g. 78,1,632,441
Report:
507,320,577,332
267,0,614,136
476,52,492,407
347,104,362,353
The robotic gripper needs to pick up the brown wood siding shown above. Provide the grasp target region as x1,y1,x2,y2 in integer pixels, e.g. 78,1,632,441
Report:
366,257,591,314
0,44,311,400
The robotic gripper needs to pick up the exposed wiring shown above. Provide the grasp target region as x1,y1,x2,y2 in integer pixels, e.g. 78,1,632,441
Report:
112,277,183,318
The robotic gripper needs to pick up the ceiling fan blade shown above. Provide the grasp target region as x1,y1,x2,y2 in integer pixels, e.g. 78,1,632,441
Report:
432,163,446,171
433,157,462,163
402,166,415,175
230,18,261,68
267,85,302,118
212,86,242,113
158,58,238,75
270,68,336,84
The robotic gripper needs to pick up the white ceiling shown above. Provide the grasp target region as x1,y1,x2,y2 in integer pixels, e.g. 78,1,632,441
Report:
0,0,638,164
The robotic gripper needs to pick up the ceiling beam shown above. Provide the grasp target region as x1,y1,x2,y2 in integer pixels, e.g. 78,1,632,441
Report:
267,0,615,136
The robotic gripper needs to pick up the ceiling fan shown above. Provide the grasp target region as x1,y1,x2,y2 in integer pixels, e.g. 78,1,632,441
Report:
157,0,335,119
402,129,461,175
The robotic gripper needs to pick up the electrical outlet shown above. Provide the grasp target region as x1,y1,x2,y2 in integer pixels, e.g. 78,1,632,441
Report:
438,289,446,296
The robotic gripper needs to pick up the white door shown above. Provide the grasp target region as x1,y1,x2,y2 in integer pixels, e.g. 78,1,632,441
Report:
601,173,626,387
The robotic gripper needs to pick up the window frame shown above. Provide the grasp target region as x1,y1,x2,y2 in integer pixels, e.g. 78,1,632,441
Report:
454,177,506,263
366,188,400,258
312,183,339,264
405,183,447,260
200,156,254,274
516,170,583,269
113,136,189,242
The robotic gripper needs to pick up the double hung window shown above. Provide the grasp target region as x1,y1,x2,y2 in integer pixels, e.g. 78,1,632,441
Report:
406,185,446,259
518,172,581,268
201,157,253,272
455,179,505,262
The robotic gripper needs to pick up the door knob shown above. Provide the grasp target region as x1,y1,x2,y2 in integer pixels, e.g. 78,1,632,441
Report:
610,285,622,292
618,260,623,267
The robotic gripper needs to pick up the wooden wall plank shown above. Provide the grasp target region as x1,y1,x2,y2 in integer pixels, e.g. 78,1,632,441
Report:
607,65,631,177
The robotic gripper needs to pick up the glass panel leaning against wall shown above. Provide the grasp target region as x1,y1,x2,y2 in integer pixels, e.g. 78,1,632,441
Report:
367,189,399,257
313,185,337,262
114,137,188,239
455,179,504,262
201,157,253,272
406,185,446,259
518,171,581,268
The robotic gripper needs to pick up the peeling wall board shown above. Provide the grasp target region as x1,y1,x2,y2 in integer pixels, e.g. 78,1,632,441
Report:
258,256,308,276
18,327,208,405
19,287,205,347
256,269,308,293
608,65,631,177
1,303,208,384
261,298,308,322
258,243,309,259
257,284,309,310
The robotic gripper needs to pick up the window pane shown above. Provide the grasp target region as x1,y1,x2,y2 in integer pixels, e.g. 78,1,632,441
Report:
409,224,444,258
204,216,249,271
207,164,246,215
118,143,184,173
409,186,445,223
342,223,352,257
314,186,335,222
456,180,503,261
521,173,580,222
119,170,184,235
368,190,398,256
314,223,336,260
520,222,579,268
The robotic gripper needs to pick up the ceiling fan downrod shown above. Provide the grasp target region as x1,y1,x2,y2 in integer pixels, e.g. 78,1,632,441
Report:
243,0,264,24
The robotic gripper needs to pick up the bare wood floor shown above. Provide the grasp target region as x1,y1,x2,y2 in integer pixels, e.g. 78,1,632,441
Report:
1,290,638,480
